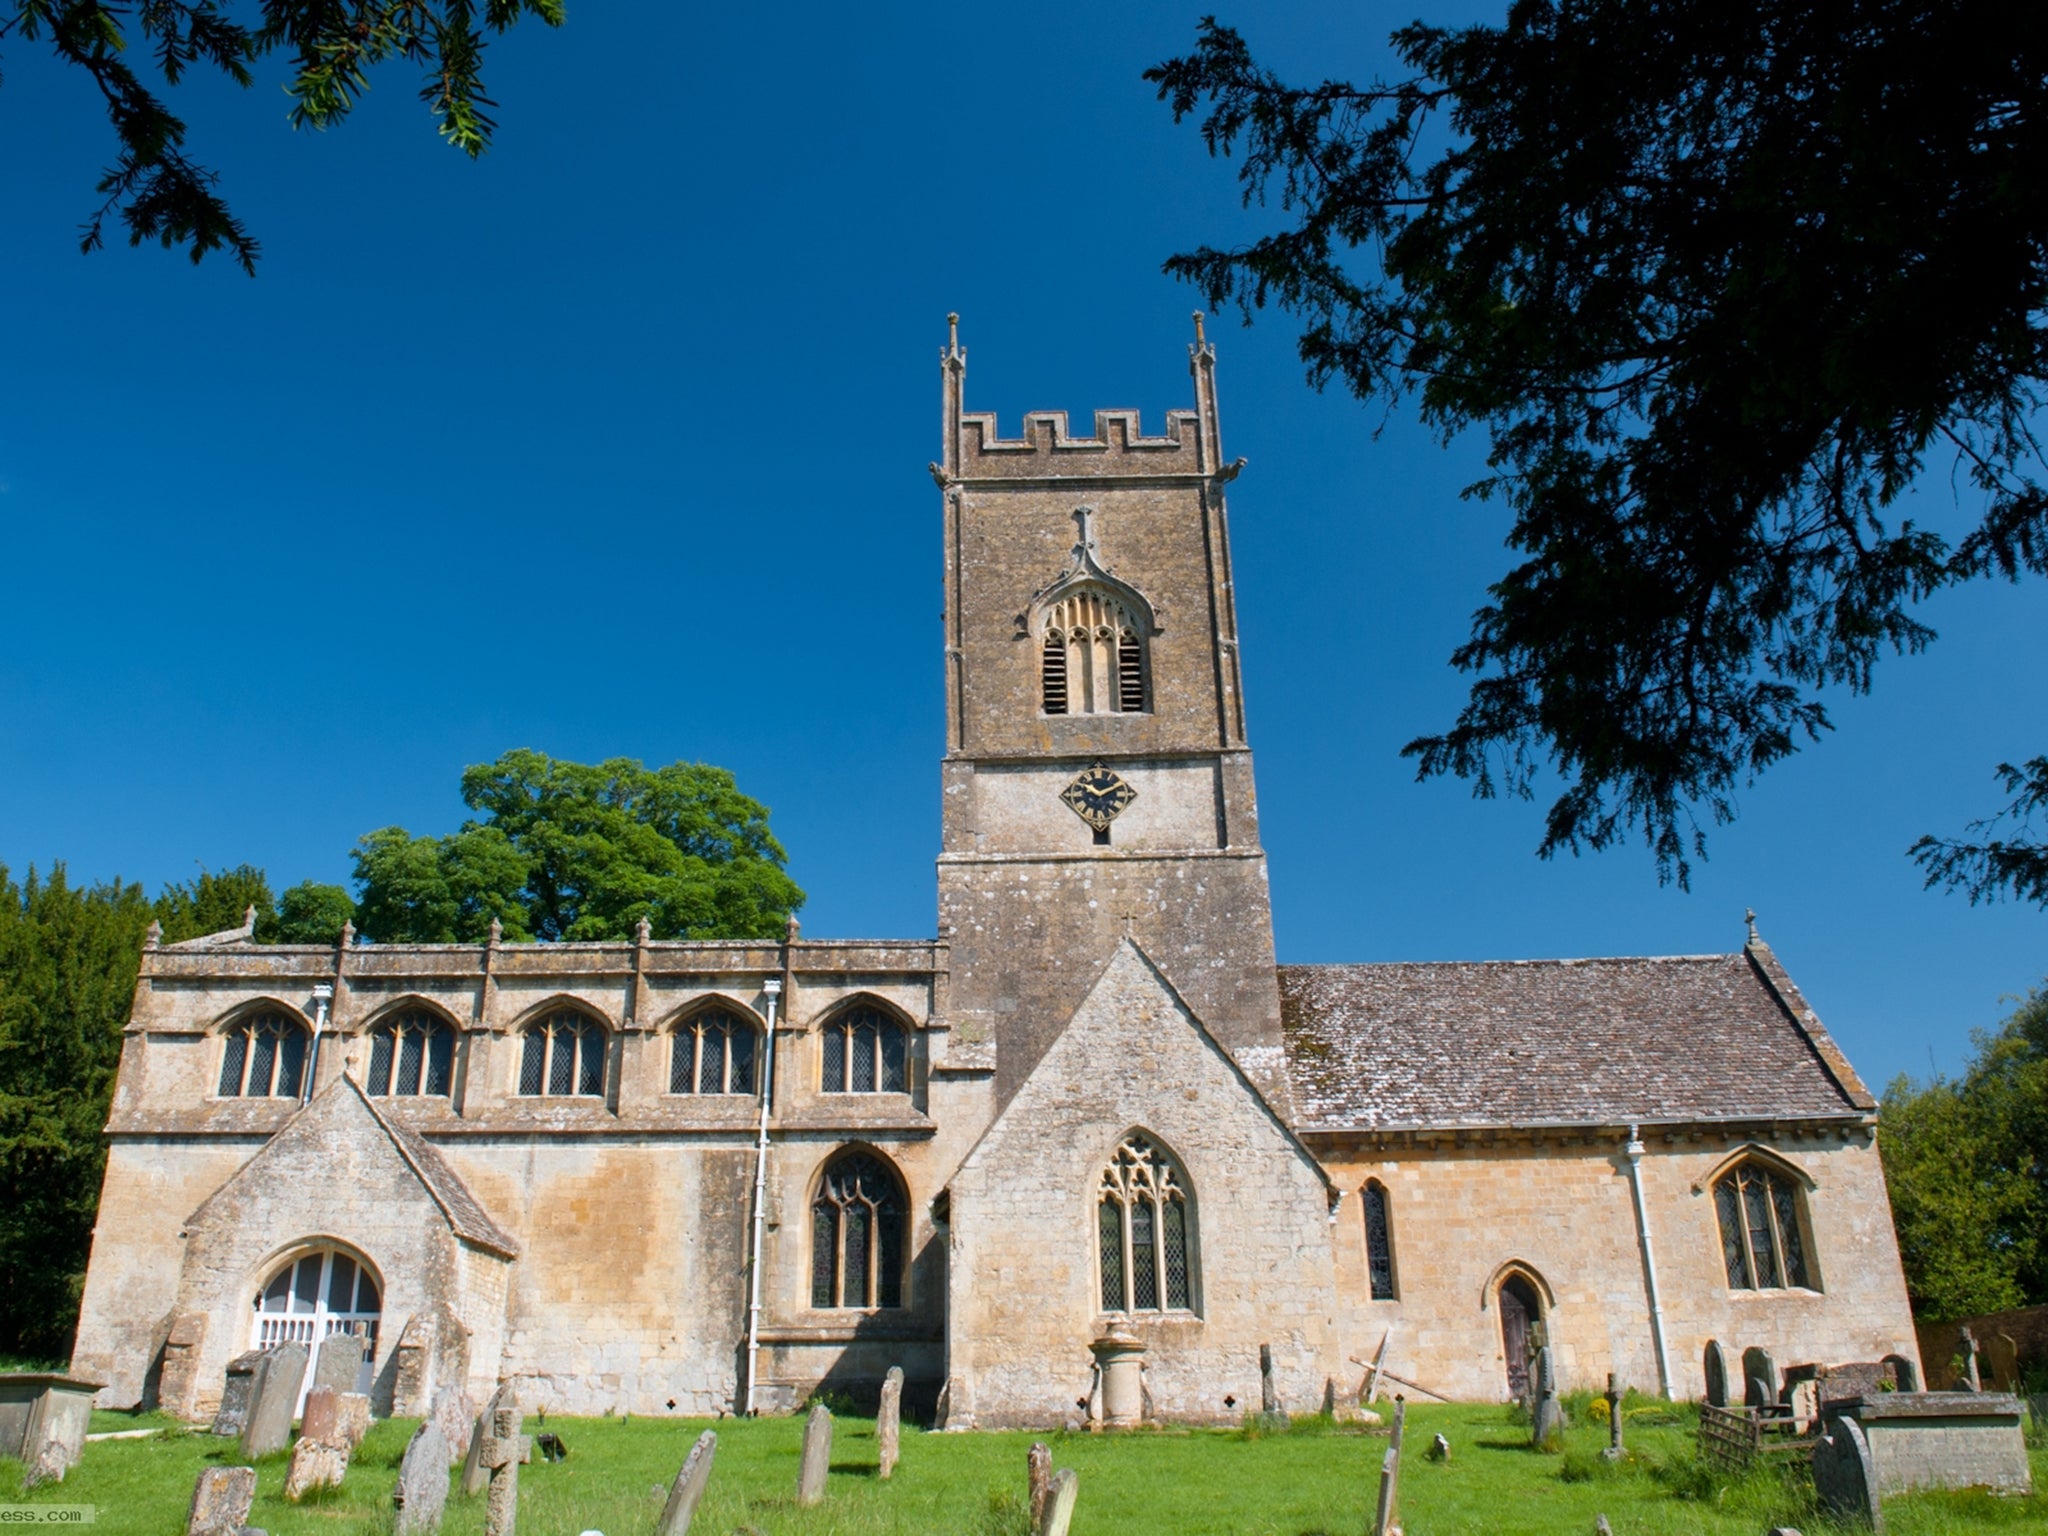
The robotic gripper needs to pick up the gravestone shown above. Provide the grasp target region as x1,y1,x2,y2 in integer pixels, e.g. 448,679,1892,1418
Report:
186,1465,257,1536
394,1418,452,1536
241,1342,310,1460
211,1351,267,1436
284,1435,349,1501
1703,1340,1729,1408
1813,1414,1884,1532
479,1400,527,1536
796,1402,832,1506
1881,1354,1920,1393
1321,1377,1338,1417
1258,1343,1279,1416
463,1384,516,1496
312,1327,366,1399
301,1385,341,1445
1601,1374,1625,1461
655,1429,717,1536
1958,1327,1982,1391
1371,1400,1405,1536
429,1386,474,1468
1984,1333,2019,1392
1027,1441,1052,1529
1742,1347,1779,1412
1530,1347,1563,1447
1038,1467,1078,1536
7,1374,100,1487
877,1366,904,1480
335,1393,372,1450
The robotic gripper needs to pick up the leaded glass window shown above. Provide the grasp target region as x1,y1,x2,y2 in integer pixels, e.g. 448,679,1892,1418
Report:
1363,1180,1397,1300
217,1012,310,1098
367,1012,456,1097
810,1151,906,1309
1713,1161,1814,1290
819,1007,909,1094
1097,1133,1194,1313
517,1011,608,1098
670,1010,760,1095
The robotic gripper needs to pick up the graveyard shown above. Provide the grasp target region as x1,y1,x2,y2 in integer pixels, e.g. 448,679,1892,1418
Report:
0,1392,2042,1536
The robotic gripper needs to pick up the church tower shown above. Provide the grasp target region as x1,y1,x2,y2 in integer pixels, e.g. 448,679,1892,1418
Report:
931,315,1288,1111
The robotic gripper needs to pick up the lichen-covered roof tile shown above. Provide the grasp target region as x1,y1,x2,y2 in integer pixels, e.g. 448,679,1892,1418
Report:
1277,950,1865,1131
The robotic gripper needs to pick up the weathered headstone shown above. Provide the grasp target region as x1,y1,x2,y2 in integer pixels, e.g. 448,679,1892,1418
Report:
312,1327,366,1399
1742,1346,1779,1412
211,1351,267,1436
1427,1432,1450,1462
1601,1373,1625,1461
284,1435,349,1501
240,1342,310,1460
1959,1327,1982,1392
187,1466,257,1536
335,1392,372,1450
394,1418,452,1536
1813,1414,1884,1532
1881,1353,1920,1393
655,1429,717,1536
1370,1400,1405,1536
796,1402,832,1506
1037,1467,1078,1536
300,1385,341,1445
13,1375,99,1488
463,1384,516,1495
1027,1442,1052,1529
877,1366,904,1480
1784,1371,1822,1434
1985,1332,2020,1392
1530,1347,1563,1447
429,1385,475,1468
1321,1377,1338,1417
480,1401,526,1536
1258,1343,1279,1416
1703,1340,1729,1408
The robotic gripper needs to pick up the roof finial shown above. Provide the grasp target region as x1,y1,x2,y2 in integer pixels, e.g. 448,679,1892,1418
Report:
948,312,959,350
785,914,802,944
1192,310,1206,345
242,904,258,935
143,919,162,950
1072,505,1098,559
488,914,503,946
1744,907,1759,944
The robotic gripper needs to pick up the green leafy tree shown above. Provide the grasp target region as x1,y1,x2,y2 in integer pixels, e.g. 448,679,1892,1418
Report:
271,880,357,944
4,1,563,272
1881,984,2048,1318
353,749,807,943
152,863,275,941
1151,4,2048,893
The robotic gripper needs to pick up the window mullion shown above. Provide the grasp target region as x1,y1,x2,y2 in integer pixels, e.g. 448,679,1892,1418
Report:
1763,1180,1787,1288
1120,1202,1135,1313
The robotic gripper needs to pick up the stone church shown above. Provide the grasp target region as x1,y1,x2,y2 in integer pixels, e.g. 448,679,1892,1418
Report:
70,319,1919,1426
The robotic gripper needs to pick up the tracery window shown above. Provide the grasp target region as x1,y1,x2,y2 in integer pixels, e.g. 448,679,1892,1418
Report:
1097,1133,1193,1312
517,1010,608,1098
1713,1160,1813,1290
810,1151,906,1309
1040,588,1147,715
819,1006,908,1094
251,1246,381,1411
217,1012,310,1098
670,1009,759,1095
1363,1179,1397,1300
367,1012,456,1097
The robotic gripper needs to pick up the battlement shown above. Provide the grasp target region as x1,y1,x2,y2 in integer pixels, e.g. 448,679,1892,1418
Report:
936,313,1234,484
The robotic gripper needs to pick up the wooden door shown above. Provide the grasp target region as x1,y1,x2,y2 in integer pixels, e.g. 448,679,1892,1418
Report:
1499,1273,1541,1402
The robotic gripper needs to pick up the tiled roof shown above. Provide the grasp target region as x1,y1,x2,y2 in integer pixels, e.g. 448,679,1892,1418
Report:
354,1083,521,1257
1278,946,1872,1133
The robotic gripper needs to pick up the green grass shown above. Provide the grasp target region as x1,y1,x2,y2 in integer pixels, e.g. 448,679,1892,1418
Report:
2,1403,2042,1535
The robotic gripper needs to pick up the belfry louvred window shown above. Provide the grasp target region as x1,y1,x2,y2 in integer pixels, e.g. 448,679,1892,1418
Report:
1713,1160,1814,1291
1040,588,1148,715
810,1151,907,1309
517,1010,608,1098
217,1012,310,1098
1097,1133,1194,1313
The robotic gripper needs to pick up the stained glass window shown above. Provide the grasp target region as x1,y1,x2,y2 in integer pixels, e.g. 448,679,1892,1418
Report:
811,1151,907,1308
819,1007,909,1094
367,1013,456,1097
217,1013,310,1098
1363,1180,1396,1300
1097,1133,1194,1313
518,1012,608,1098
671,1010,761,1095
1713,1160,1816,1290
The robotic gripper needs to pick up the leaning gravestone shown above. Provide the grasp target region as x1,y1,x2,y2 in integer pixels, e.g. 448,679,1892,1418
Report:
1027,1442,1052,1529
1742,1347,1779,1412
1370,1400,1405,1536
655,1429,717,1536
463,1384,516,1496
1038,1467,1079,1536
1530,1347,1563,1447
312,1328,365,1399
1703,1340,1729,1408
796,1403,832,1507
394,1418,452,1536
1813,1414,1884,1532
335,1392,372,1451
283,1435,349,1501
187,1466,257,1536
211,1351,267,1436
479,1400,526,1536
240,1342,310,1460
877,1365,904,1480
429,1385,474,1468
300,1385,341,1445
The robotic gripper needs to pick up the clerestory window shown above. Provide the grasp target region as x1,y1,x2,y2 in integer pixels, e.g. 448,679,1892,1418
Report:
1713,1160,1814,1291
671,1009,760,1095
810,1151,907,1309
217,1012,311,1098
819,1006,908,1094
1041,588,1148,715
1097,1132,1194,1313
367,1012,456,1097
518,1010,608,1098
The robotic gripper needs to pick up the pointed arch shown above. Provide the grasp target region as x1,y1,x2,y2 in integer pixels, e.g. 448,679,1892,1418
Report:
1702,1148,1820,1292
210,998,316,1099
1479,1258,1557,1314
1031,574,1157,716
1361,1178,1398,1301
1095,1129,1197,1315
508,996,612,1098
814,995,913,1095
357,996,465,1098
809,1145,909,1309
658,994,767,1096
1695,1142,1818,1194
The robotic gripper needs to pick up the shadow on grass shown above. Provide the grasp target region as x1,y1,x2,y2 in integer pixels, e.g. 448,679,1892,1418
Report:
1471,1436,1553,1453
830,1461,879,1477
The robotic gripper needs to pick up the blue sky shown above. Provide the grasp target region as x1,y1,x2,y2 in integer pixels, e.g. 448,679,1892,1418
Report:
1,3,2040,1091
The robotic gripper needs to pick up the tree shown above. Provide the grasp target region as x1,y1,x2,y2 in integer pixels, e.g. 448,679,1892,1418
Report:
3,1,563,273
1150,4,2048,892
271,880,357,943
352,749,807,943
1881,984,2048,1318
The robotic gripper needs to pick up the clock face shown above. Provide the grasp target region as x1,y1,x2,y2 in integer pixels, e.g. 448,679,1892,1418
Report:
1061,762,1138,831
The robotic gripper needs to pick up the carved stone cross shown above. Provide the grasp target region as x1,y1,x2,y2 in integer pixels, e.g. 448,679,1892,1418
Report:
480,1403,527,1536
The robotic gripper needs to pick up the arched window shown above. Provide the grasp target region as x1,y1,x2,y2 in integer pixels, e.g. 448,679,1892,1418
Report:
518,1010,608,1098
251,1246,381,1411
1713,1160,1813,1290
217,1012,311,1098
819,1006,908,1094
1097,1133,1194,1313
367,1012,456,1097
1040,588,1148,715
810,1151,906,1309
671,1009,759,1095
1363,1179,1397,1300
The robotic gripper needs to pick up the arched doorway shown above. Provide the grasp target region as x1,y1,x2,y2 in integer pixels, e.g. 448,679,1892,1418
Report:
1498,1271,1544,1402
250,1246,382,1410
